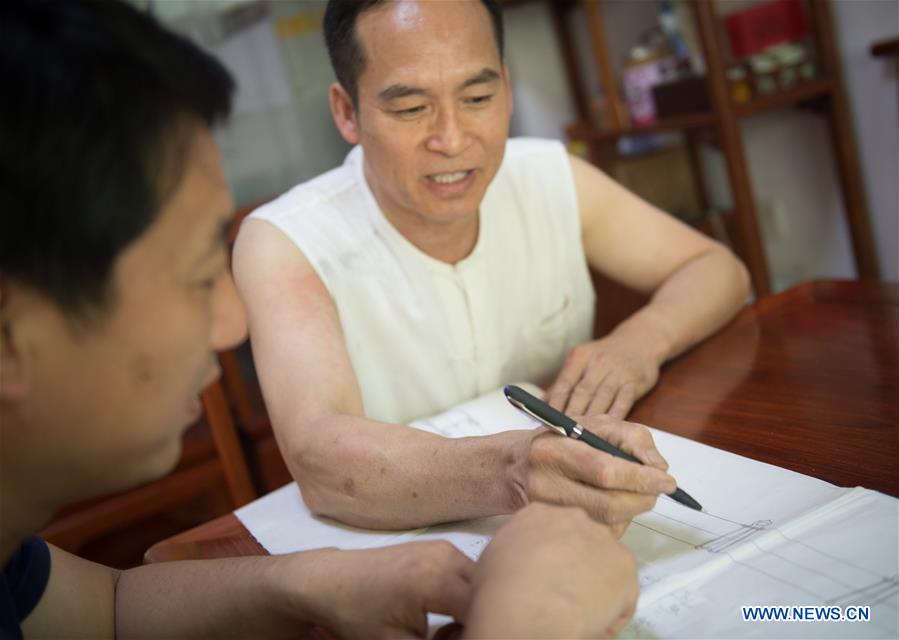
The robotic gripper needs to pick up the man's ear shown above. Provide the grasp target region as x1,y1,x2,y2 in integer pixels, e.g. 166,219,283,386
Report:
0,279,32,401
329,82,361,145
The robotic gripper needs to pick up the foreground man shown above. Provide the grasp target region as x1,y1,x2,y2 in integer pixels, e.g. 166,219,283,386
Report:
234,0,749,531
0,1,637,637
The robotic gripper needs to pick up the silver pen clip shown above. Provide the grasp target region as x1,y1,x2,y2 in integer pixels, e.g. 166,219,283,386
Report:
505,394,568,436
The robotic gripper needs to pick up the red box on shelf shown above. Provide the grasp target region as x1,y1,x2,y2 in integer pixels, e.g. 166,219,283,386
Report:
725,0,808,59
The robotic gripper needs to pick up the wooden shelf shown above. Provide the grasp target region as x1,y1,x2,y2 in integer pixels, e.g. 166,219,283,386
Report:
552,0,879,296
568,76,834,144
567,112,715,143
735,77,833,118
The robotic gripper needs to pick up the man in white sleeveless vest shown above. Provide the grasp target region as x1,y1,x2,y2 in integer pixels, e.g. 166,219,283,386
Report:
234,0,749,533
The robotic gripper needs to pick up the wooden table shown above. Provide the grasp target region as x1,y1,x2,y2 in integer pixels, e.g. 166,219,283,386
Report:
145,280,899,563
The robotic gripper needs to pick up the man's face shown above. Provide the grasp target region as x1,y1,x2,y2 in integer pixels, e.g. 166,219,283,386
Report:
347,0,512,228
12,126,247,498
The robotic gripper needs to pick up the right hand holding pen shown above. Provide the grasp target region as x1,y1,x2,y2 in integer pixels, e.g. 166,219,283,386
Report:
511,415,676,537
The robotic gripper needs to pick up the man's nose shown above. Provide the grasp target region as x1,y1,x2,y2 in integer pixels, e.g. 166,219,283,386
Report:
425,107,468,156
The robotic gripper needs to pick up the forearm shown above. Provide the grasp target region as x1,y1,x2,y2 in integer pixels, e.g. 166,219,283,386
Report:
115,552,328,639
611,246,749,364
283,413,527,529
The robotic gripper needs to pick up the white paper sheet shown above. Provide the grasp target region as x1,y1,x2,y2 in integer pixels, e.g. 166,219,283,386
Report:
236,386,898,638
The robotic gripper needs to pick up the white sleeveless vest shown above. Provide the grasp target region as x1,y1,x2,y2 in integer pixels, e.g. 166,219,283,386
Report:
249,138,595,424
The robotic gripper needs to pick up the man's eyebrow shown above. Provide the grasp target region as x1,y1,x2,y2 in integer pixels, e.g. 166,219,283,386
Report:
378,68,501,102
458,67,501,90
378,84,428,102
194,215,232,267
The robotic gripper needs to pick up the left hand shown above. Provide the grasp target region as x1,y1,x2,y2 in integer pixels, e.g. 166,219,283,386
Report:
546,334,661,419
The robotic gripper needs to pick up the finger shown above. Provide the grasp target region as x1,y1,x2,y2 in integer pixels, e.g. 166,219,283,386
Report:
585,379,618,416
606,603,637,639
609,520,629,539
546,347,590,410
417,545,475,622
550,437,676,495
607,576,639,637
588,419,669,471
527,462,660,524
563,368,610,416
424,572,473,622
432,622,464,640
607,382,637,420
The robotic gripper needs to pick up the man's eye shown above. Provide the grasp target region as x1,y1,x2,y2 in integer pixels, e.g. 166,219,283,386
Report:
395,105,426,118
465,95,494,106
195,265,226,291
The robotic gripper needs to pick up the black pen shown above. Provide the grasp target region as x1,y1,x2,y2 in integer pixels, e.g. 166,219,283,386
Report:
504,384,703,511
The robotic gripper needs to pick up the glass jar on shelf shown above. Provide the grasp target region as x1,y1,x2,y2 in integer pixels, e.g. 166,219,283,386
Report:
726,64,752,104
769,43,806,89
749,54,778,96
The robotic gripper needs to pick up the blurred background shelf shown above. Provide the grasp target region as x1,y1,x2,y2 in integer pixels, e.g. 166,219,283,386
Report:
567,111,716,141
550,0,880,299
734,75,832,117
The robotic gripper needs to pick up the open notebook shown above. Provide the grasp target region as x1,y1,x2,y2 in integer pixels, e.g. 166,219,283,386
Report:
236,384,898,638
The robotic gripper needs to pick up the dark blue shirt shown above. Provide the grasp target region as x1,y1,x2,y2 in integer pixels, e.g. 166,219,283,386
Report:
1,537,51,640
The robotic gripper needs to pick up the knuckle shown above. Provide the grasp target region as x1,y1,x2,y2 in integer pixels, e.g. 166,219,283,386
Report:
414,543,455,576
528,433,557,463
603,501,625,523
525,472,545,501
594,462,615,488
573,379,593,395
590,387,611,405
592,499,614,524
431,539,457,558
570,344,588,360
408,553,438,580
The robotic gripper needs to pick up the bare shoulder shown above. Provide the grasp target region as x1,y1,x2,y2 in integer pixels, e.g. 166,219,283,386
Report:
233,218,310,281
232,218,330,309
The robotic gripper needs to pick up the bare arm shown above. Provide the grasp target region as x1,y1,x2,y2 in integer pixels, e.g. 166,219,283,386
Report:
21,545,117,638
547,155,750,418
23,541,472,639
233,219,526,528
233,220,675,532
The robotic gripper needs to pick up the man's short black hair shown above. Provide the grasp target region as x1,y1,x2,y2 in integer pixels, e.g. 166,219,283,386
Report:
0,0,234,315
323,0,504,107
